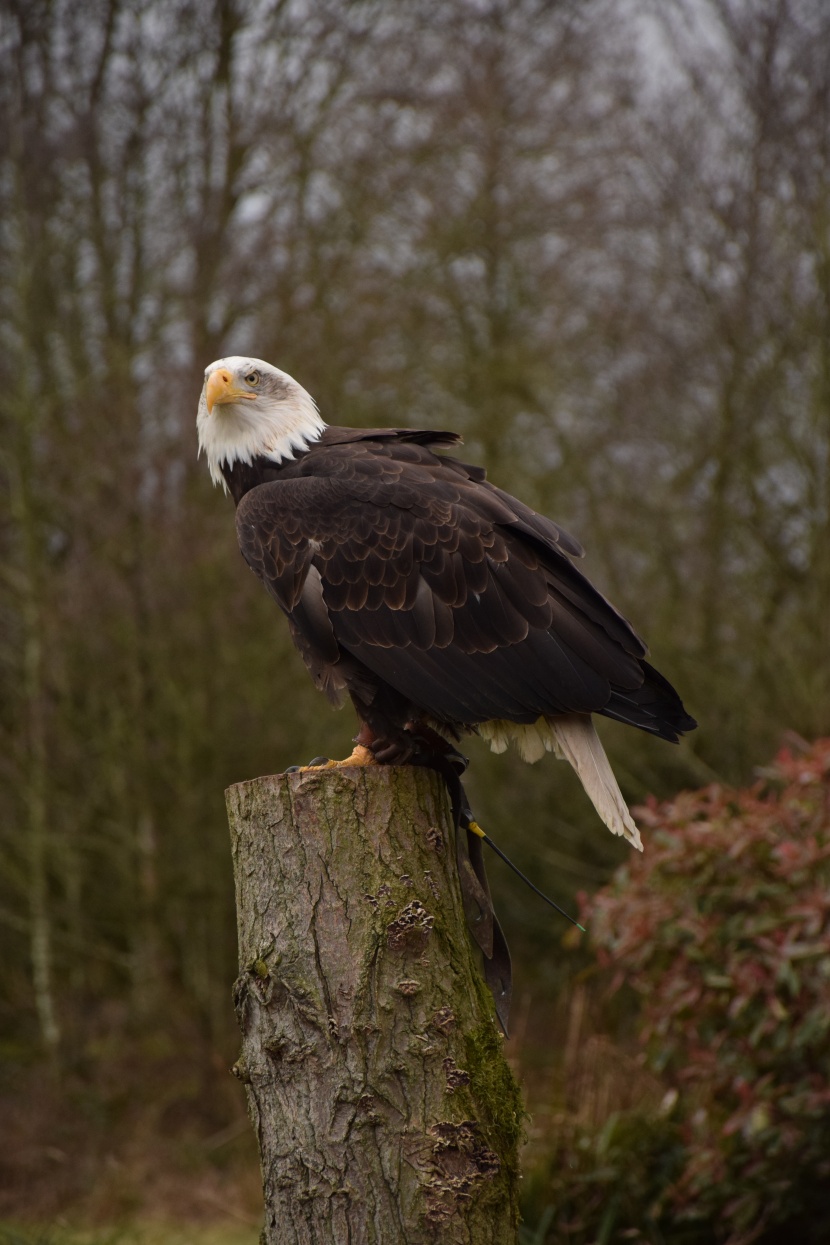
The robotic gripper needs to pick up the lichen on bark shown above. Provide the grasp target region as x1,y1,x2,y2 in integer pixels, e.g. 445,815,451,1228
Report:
226,763,523,1245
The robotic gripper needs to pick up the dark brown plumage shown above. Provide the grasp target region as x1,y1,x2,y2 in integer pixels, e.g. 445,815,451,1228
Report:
232,427,686,733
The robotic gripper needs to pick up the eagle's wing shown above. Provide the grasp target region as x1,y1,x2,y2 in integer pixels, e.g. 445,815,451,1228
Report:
234,445,662,731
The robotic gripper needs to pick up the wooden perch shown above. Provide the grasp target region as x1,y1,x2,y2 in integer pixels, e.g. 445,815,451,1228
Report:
226,763,523,1244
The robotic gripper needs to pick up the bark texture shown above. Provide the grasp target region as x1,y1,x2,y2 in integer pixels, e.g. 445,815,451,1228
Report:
226,764,523,1245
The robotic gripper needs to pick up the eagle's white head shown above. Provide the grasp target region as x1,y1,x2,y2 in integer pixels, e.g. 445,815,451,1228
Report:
197,356,326,490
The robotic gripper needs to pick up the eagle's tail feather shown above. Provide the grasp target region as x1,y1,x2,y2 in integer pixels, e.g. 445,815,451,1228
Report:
549,715,643,851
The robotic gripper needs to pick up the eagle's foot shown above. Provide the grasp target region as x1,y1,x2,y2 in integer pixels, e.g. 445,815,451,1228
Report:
288,744,377,773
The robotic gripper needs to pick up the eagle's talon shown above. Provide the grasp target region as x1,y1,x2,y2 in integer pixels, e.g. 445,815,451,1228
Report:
288,745,377,774
285,757,329,773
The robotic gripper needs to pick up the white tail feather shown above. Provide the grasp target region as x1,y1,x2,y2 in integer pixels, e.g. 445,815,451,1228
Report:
550,715,643,851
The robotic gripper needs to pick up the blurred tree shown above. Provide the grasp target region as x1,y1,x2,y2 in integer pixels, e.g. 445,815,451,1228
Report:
584,0,830,780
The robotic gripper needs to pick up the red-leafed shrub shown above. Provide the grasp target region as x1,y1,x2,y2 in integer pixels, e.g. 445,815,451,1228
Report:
582,738,830,1242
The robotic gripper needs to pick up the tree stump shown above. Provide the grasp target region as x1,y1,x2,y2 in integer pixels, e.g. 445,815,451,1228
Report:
226,763,523,1245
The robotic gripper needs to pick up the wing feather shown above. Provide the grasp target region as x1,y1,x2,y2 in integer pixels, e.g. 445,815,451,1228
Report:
234,437,682,732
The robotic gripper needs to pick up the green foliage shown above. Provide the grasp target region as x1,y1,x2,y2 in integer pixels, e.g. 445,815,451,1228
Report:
526,739,830,1245
521,1109,688,1245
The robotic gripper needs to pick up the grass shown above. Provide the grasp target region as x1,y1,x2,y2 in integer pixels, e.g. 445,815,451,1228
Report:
0,1225,258,1245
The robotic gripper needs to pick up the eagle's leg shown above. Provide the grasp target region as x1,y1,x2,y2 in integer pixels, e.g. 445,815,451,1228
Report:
369,722,468,775
288,683,468,772
288,743,377,773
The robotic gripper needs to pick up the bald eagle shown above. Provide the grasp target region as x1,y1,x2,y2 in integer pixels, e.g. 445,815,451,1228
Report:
198,356,696,851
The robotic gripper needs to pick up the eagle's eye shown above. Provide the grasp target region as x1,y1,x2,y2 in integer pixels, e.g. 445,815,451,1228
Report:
244,370,260,386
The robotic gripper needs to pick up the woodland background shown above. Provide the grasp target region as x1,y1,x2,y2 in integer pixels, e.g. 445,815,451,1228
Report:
1,0,829,1242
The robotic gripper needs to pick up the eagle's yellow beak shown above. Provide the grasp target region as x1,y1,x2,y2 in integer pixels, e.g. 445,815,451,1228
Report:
205,368,257,413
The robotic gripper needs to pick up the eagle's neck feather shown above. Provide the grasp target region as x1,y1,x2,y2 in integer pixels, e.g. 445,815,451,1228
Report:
199,386,326,492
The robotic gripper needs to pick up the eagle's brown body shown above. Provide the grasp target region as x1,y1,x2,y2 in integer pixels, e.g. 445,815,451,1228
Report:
224,425,695,756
